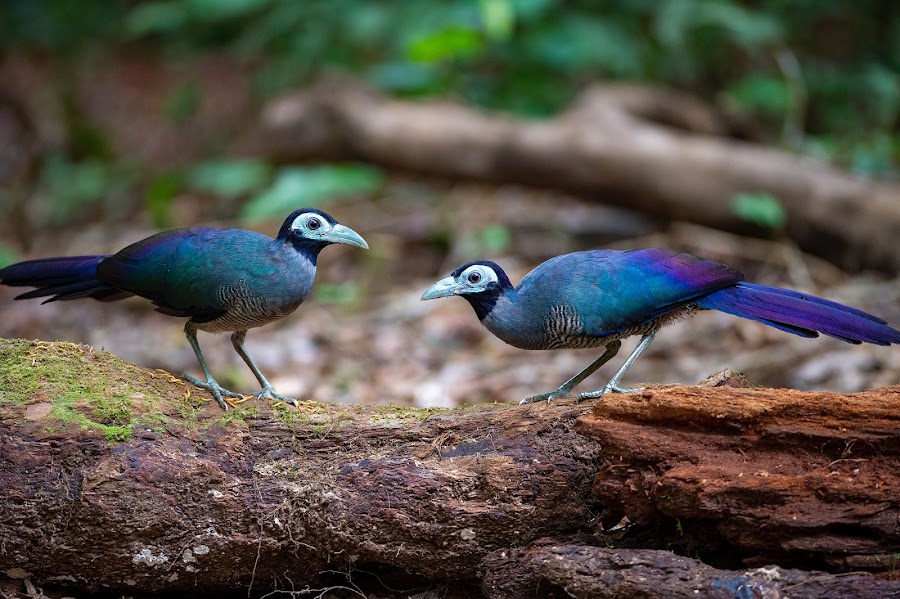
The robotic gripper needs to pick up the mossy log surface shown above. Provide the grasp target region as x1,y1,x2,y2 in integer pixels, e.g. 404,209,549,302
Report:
1,338,899,598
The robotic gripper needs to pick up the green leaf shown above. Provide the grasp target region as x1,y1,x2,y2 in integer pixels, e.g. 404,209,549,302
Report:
727,74,790,116
43,156,110,205
407,26,484,64
858,65,899,129
146,171,183,229
479,224,511,254
314,282,360,305
366,62,439,94
241,164,384,222
695,3,782,49
731,192,786,230
0,245,18,269
849,134,895,178
480,0,515,41
185,0,270,22
657,1,782,51
124,2,190,37
510,0,556,22
165,82,200,125
526,15,642,76
185,159,272,199
39,155,138,223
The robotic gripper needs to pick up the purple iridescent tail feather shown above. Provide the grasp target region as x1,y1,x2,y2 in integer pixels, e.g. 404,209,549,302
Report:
0,255,131,302
696,283,900,346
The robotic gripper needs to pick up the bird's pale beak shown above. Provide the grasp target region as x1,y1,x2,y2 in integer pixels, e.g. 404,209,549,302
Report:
421,276,460,301
322,224,369,249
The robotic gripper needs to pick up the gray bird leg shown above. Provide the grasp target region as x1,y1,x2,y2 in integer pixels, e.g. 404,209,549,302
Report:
231,331,299,407
520,340,622,404
578,331,657,400
183,322,244,410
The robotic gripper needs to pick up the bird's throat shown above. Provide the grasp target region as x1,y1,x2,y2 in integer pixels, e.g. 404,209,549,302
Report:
463,289,506,321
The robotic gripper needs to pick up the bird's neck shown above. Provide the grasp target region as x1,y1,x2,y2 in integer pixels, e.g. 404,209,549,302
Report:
464,287,517,321
476,289,546,350
283,238,327,266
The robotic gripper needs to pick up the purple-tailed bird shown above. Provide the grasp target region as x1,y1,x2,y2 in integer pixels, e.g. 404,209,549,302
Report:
422,249,900,404
0,208,368,409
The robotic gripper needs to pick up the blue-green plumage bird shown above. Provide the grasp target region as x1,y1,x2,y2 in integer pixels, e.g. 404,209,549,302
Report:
0,208,368,409
422,249,900,404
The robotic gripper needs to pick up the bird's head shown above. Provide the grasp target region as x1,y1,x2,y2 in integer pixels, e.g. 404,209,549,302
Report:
421,261,513,320
277,208,368,260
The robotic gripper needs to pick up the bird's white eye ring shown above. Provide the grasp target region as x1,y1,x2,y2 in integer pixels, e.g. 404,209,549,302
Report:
468,271,482,284
307,217,322,230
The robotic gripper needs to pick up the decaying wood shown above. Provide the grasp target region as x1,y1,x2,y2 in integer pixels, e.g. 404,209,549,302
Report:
576,382,900,573
1,340,899,597
481,541,900,599
261,79,900,273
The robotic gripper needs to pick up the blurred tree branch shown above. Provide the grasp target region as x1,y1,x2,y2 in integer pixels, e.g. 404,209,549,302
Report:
259,79,900,273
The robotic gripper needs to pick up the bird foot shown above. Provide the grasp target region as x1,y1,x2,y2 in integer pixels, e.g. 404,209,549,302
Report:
577,383,645,401
184,374,246,410
255,385,299,407
519,389,577,405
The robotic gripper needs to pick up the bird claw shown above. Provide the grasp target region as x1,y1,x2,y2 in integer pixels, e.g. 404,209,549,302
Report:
185,375,298,409
578,383,645,401
519,389,577,405
184,375,245,410
256,385,299,407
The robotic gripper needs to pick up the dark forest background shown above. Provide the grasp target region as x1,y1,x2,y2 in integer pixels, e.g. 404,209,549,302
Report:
0,0,897,405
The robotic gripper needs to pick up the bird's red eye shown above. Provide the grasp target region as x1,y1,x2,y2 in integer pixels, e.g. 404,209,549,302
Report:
468,271,482,283
307,218,321,230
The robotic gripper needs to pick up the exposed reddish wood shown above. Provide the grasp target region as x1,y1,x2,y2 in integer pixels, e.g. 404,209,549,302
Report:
261,79,900,273
576,383,900,573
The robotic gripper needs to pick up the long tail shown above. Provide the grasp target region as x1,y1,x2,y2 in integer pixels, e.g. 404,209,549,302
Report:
696,282,900,346
0,256,132,302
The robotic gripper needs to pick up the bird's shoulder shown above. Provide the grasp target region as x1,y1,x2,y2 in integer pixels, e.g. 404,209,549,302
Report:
514,249,743,338
516,250,627,294
517,249,742,293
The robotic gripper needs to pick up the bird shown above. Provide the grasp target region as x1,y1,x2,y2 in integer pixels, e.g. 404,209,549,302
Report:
0,208,368,409
421,249,900,404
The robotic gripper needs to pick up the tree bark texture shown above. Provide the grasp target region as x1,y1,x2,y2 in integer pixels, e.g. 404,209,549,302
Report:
260,79,900,273
481,541,900,599
1,341,899,597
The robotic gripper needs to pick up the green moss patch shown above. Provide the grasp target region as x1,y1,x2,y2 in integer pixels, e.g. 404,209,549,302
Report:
0,338,478,444
0,338,184,442
369,405,448,425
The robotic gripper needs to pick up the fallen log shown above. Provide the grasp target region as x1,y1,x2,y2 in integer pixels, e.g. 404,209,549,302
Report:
0,339,899,597
481,541,900,599
260,79,900,273
576,380,900,573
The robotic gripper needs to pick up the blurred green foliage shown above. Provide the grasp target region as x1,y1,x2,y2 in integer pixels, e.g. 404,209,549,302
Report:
0,246,18,269
38,154,140,223
731,192,787,231
1,0,897,225
241,164,385,223
314,282,362,306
